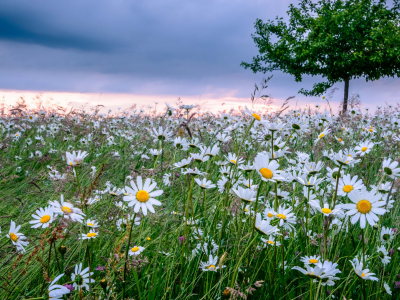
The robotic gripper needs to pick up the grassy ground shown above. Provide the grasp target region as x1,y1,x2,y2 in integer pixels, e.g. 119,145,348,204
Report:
0,105,399,300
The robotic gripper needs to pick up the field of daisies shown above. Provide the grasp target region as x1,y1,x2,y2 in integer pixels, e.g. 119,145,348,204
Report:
0,103,399,300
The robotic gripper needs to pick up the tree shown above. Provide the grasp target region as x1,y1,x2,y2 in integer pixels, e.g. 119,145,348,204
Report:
241,0,400,112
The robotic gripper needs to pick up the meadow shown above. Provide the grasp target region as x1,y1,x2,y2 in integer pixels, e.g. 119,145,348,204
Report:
0,102,399,300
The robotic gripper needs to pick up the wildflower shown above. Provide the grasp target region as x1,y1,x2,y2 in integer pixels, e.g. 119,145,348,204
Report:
199,255,225,271
66,151,88,166
8,220,29,253
354,141,374,156
85,219,99,228
231,186,257,203
194,178,216,189
123,176,163,216
243,106,261,121
300,255,320,265
377,245,391,265
71,263,94,290
342,187,386,228
225,153,244,165
350,257,378,281
128,246,145,256
384,282,392,295
81,229,98,240
50,195,85,223
380,227,395,244
382,158,400,178
337,174,364,197
254,152,285,182
48,274,70,300
29,207,54,229
255,213,280,236
308,200,342,217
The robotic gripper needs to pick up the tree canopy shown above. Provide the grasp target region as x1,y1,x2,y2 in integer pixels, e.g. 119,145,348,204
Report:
241,0,400,111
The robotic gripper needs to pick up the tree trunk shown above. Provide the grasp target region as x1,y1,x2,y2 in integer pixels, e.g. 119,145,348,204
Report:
343,78,349,113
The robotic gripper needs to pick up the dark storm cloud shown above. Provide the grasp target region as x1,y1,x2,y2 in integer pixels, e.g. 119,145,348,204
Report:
0,0,397,105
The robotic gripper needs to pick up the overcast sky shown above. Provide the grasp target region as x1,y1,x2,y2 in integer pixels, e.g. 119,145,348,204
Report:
0,0,398,111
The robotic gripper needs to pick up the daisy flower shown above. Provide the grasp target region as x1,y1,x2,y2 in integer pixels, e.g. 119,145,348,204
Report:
380,227,395,244
384,282,392,295
48,274,70,300
71,263,94,290
300,255,320,265
314,128,330,144
255,213,280,236
354,141,374,156
123,176,163,215
275,206,296,231
29,206,54,229
81,229,98,240
199,255,225,271
350,257,378,281
254,152,285,182
342,187,386,228
225,153,244,165
8,220,29,253
261,236,281,247
337,174,364,197
85,219,99,228
382,158,400,178
243,106,261,121
308,200,342,217
194,178,216,189
128,246,145,256
49,195,85,223
335,136,344,145
377,245,391,265
66,150,88,166
231,186,257,203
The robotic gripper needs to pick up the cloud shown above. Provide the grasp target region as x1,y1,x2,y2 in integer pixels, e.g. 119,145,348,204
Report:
0,0,397,107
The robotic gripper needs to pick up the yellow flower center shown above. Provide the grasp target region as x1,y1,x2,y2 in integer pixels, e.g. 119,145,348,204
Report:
267,241,274,245
259,168,273,179
245,208,248,212
230,160,236,164
338,138,342,142
87,232,96,237
321,208,332,214
40,215,51,223
319,133,325,138
361,147,368,152
131,246,140,252
136,190,150,202
267,212,274,218
252,113,261,121
29,116,33,119
207,265,216,270
62,206,72,213
361,273,365,277
87,223,94,226
343,185,353,193
277,214,286,219
368,129,373,132
309,259,318,264
9,232,18,242
357,200,372,214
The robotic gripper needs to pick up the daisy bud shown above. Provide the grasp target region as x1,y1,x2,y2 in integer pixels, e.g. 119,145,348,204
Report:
373,224,379,230
58,245,67,255
100,278,107,291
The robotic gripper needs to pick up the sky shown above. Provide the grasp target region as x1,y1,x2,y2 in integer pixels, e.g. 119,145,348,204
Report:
0,0,398,113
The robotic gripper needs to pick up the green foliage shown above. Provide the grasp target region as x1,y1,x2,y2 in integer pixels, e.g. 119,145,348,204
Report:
241,0,400,97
